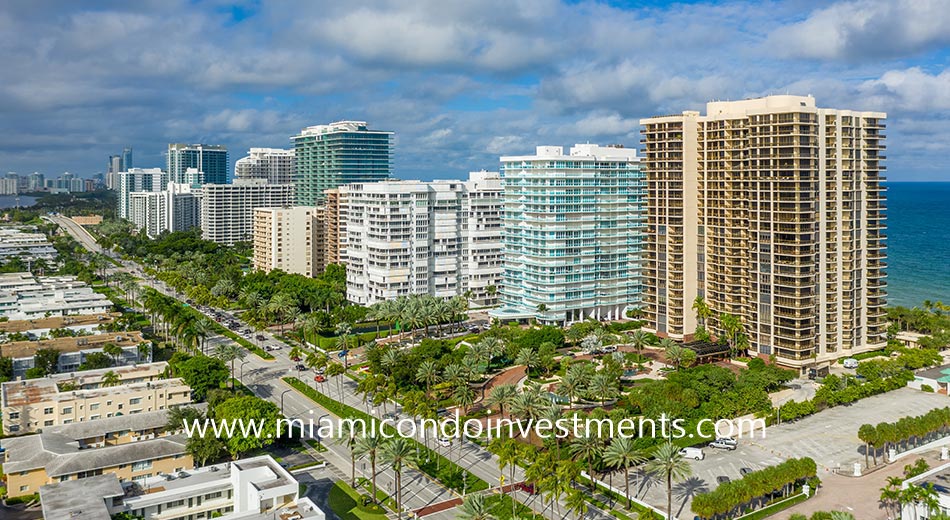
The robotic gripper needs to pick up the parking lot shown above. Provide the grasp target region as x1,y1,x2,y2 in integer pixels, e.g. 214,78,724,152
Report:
635,387,950,516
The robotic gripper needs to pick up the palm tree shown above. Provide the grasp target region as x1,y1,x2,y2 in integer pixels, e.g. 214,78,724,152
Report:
692,295,712,327
490,437,521,518
213,343,246,391
267,292,297,334
410,358,438,395
565,490,588,520
453,384,476,414
660,338,684,369
456,493,496,520
484,384,518,418
335,321,352,367
559,364,588,409
569,433,604,491
629,329,652,359
515,347,540,373
603,437,647,509
353,434,384,505
101,370,121,387
645,441,693,520
380,437,416,520
588,372,617,403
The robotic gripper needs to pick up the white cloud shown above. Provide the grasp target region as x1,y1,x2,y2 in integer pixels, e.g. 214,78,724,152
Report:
858,67,950,112
767,0,950,60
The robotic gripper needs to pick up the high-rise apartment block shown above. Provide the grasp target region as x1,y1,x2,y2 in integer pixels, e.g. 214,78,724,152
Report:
491,145,645,325
200,179,295,245
116,168,167,220
253,206,315,277
128,182,200,238
342,172,503,306
292,121,392,206
235,147,295,184
166,143,229,185
641,95,887,368
321,188,344,267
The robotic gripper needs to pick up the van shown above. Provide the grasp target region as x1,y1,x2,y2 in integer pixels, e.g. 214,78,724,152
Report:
679,447,705,460
843,358,859,369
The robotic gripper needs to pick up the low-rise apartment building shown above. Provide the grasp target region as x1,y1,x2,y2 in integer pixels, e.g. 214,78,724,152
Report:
0,312,118,340
37,455,326,520
1,362,190,434
0,330,149,377
0,272,112,320
2,430,191,498
0,228,57,264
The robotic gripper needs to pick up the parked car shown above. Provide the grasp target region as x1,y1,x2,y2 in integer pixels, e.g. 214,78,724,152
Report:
295,364,306,371
437,437,452,447
843,358,859,369
716,476,731,484
715,437,738,447
740,467,754,476
679,447,705,460
601,345,618,354
709,440,737,451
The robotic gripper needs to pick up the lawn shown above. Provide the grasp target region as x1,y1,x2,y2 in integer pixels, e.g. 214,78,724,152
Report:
327,481,389,520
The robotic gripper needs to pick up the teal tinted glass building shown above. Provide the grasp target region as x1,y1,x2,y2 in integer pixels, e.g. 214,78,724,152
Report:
166,143,229,185
490,144,645,326
291,121,393,206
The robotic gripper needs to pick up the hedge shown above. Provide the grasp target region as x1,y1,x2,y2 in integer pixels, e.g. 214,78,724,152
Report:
691,458,817,519
282,377,488,493
860,407,950,460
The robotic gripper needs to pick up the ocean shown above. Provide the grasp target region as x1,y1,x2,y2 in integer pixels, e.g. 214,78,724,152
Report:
886,182,950,307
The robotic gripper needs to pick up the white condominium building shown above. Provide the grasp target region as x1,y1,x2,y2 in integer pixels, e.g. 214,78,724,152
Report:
463,171,503,306
342,172,503,306
200,179,295,245
128,182,200,238
490,144,646,326
0,273,112,320
235,147,295,184
253,206,315,277
641,95,887,368
117,168,167,220
0,228,57,263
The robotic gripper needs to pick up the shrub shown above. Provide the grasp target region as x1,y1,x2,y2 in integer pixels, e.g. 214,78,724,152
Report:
922,384,935,393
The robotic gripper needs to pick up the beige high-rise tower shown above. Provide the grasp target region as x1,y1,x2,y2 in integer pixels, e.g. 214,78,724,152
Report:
641,95,887,369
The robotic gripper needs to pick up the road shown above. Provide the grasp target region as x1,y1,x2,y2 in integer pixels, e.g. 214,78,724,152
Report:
52,216,590,519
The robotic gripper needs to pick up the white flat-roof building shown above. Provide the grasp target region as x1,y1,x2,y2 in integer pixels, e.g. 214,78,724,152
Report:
129,182,201,238
201,179,296,245
342,171,502,306
0,228,58,264
235,148,295,184
0,272,112,320
37,455,327,520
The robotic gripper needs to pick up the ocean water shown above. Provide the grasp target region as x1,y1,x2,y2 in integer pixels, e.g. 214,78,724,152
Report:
886,182,950,307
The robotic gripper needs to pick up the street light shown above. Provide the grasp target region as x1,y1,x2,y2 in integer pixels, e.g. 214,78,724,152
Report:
240,359,251,384
280,389,293,415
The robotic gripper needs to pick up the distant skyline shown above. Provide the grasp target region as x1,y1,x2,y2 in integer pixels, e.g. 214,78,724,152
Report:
1,0,949,181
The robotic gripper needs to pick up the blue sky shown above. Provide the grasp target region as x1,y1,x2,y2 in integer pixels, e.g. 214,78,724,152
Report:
1,0,949,181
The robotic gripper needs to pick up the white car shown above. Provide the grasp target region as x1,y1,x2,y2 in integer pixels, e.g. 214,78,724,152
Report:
843,358,859,369
679,447,705,460
265,345,281,351
437,437,453,447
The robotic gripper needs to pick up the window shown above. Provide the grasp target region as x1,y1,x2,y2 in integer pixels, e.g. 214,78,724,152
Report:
44,420,54,426
62,407,73,414
8,412,19,420
19,485,28,492
130,398,142,405
90,403,99,411
44,407,54,415
132,461,152,471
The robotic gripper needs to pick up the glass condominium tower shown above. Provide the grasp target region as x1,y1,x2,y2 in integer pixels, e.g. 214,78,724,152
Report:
291,121,393,206
490,144,646,326
167,143,229,185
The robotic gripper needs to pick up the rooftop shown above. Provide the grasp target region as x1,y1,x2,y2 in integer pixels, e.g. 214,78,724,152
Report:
0,312,118,333
915,363,950,383
0,330,145,359
40,474,124,520
1,432,188,476
44,403,207,440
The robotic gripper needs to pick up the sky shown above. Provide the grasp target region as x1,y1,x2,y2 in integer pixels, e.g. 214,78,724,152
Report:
2,0,950,181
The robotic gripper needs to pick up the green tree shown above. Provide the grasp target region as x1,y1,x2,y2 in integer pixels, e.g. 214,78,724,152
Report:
645,441,692,520
34,347,61,375
177,355,229,400
213,396,281,458
380,437,416,520
456,493,496,520
101,370,121,387
603,437,647,509
212,343,246,391
79,352,113,370
569,433,604,492
353,434,384,505
102,343,124,366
